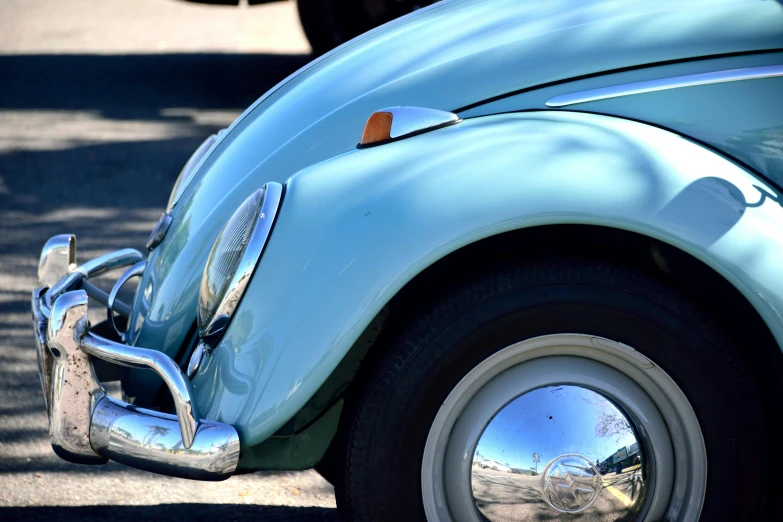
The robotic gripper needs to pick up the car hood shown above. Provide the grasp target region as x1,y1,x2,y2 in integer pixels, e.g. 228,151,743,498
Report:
127,0,783,383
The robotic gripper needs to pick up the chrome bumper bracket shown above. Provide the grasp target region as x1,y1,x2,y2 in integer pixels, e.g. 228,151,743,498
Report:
46,290,108,464
32,239,240,481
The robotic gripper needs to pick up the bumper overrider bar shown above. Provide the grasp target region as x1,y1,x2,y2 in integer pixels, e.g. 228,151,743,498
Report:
32,235,240,481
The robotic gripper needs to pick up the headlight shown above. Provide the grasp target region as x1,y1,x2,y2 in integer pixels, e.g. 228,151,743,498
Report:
196,182,284,349
167,131,223,212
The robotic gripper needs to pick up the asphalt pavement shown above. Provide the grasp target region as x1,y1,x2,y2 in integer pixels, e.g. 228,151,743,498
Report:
0,0,339,519
472,468,644,521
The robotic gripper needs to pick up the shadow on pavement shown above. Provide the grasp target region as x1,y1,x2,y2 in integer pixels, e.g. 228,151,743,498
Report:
0,52,312,245
0,504,339,521
0,53,311,118
0,51,328,518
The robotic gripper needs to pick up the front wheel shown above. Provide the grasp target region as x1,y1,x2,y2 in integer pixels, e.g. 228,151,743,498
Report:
335,260,770,521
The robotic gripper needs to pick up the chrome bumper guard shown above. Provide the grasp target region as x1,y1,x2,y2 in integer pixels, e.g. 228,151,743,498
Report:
32,235,240,481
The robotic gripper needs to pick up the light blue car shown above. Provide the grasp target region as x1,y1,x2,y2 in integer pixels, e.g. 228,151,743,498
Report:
31,0,783,520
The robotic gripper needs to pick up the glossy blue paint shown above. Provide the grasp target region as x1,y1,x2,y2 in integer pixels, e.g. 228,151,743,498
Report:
122,0,783,445
128,0,783,363
190,111,783,445
463,52,783,184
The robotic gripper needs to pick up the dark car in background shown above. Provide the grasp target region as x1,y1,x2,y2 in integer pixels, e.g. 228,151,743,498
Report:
187,0,434,53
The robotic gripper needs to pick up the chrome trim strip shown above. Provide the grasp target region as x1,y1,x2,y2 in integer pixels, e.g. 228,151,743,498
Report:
546,65,783,107
107,260,146,341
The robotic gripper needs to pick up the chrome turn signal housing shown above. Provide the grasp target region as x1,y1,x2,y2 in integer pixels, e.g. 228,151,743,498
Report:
358,106,461,147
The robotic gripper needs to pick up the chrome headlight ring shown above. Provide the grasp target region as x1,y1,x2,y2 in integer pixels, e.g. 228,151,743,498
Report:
167,131,224,212
194,182,284,368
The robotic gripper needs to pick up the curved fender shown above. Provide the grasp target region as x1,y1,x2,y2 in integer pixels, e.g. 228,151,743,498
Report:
190,111,783,445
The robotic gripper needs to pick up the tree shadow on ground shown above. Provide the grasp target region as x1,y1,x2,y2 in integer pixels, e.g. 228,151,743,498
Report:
0,53,311,119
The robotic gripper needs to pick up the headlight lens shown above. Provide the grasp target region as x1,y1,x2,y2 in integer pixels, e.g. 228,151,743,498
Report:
197,182,284,347
198,192,259,330
167,131,222,211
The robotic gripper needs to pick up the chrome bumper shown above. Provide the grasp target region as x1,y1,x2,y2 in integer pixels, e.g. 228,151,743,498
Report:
32,235,240,481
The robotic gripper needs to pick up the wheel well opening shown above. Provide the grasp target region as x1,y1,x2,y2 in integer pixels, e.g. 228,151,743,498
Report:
349,224,782,439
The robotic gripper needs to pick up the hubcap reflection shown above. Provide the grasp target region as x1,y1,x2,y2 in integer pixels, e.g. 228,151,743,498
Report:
542,454,601,512
472,386,649,520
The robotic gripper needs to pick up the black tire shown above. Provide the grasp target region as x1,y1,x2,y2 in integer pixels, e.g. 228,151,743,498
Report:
296,0,434,55
335,259,772,520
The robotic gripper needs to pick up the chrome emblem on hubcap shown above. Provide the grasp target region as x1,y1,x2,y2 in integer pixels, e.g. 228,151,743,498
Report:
542,454,601,513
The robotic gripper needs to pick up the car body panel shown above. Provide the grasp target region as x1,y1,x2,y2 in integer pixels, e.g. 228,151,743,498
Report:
463,51,783,184
188,111,783,446
126,0,783,383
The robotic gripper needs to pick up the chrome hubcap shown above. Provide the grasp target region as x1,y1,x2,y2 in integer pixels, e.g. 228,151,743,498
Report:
421,334,706,522
472,385,649,519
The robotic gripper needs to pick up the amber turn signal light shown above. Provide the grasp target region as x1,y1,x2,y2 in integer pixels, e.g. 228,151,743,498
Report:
360,111,393,145
358,107,461,148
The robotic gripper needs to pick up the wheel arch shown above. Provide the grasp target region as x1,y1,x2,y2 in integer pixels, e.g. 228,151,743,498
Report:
354,223,783,408
314,222,783,477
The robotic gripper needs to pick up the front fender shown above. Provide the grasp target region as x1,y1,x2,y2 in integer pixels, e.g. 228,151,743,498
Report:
191,111,783,445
